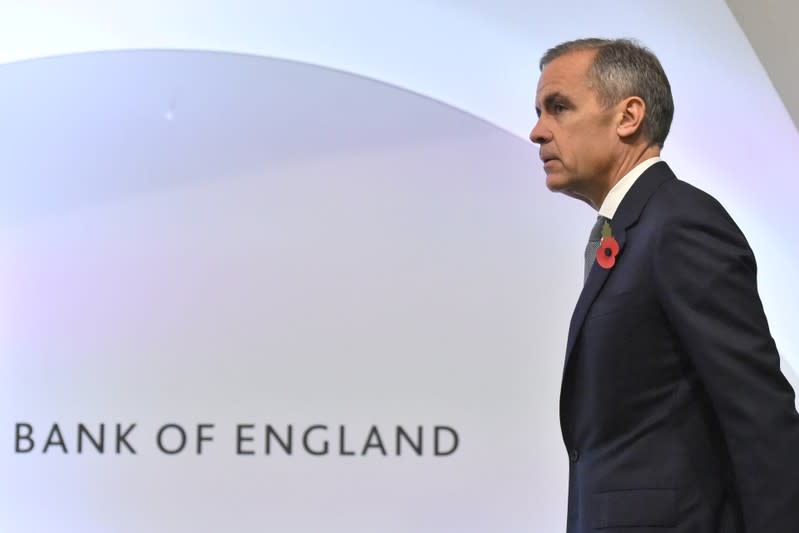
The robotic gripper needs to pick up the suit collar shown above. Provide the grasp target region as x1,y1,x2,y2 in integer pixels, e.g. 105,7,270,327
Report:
606,161,674,231
598,156,662,220
563,161,676,369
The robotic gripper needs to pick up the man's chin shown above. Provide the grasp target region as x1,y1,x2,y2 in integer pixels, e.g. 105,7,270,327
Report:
545,176,595,207
545,173,569,193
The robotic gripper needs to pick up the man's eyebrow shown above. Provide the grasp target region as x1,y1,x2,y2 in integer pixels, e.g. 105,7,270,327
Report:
536,91,573,116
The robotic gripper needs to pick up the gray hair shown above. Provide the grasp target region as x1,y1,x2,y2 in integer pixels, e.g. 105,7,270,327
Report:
540,38,674,148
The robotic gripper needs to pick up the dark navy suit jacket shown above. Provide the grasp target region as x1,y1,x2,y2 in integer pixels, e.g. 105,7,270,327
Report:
561,162,799,532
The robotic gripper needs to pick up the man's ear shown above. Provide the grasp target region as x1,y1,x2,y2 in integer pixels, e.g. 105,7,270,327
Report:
617,96,646,139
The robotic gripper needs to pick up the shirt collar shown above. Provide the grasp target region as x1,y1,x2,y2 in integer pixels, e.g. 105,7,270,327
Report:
598,156,662,220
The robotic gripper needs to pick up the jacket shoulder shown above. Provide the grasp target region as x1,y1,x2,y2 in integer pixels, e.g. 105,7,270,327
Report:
646,175,737,227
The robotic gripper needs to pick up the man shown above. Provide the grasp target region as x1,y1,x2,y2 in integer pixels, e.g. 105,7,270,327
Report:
530,38,799,532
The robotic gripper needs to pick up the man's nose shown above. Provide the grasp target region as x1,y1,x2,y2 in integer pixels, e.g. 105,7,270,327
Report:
529,119,550,145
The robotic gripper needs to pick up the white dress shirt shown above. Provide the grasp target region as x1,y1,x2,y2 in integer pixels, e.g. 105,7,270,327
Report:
598,157,662,220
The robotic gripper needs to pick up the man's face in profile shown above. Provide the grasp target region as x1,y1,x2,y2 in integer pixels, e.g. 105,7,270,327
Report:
530,50,619,204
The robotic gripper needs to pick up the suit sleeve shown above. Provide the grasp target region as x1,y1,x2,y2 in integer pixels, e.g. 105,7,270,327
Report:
652,195,799,531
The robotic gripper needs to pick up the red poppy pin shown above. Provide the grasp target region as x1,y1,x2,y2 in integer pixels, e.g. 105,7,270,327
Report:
596,221,619,269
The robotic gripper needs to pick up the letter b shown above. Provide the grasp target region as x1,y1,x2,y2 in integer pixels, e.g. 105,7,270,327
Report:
15,423,34,453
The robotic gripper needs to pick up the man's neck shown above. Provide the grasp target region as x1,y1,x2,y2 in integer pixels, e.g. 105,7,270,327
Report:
593,144,661,209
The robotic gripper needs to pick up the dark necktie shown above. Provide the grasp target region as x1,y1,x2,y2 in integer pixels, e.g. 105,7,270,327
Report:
584,215,607,284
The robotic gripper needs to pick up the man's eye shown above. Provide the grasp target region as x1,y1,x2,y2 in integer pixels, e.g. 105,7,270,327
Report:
553,103,567,114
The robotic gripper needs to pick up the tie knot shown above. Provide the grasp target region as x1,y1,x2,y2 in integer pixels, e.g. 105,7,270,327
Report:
589,215,607,242
584,215,609,284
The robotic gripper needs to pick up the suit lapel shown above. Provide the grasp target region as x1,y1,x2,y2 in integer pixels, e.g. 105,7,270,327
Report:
562,162,676,370
564,227,626,364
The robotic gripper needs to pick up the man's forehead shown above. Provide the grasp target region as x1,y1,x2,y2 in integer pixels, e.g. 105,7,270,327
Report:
535,51,595,104
536,79,568,101
535,76,580,107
